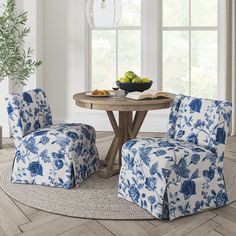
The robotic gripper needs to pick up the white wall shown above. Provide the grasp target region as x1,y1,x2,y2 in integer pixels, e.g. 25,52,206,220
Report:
44,0,82,123
43,0,169,132
43,0,112,129
16,0,44,89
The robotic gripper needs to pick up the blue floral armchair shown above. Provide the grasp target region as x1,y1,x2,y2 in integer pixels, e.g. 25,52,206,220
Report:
6,89,99,189
118,94,232,220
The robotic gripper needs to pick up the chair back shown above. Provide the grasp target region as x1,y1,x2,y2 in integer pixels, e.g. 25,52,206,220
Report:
5,88,52,149
167,94,232,163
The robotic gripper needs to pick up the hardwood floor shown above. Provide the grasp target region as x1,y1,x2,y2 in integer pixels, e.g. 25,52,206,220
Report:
0,132,236,236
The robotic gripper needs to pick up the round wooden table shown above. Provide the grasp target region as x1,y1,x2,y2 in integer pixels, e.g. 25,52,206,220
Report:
73,92,174,178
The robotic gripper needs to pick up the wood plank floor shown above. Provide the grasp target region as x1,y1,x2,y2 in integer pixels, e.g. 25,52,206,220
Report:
0,132,236,236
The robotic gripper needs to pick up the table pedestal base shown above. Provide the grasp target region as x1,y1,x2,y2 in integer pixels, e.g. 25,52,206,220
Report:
97,111,148,178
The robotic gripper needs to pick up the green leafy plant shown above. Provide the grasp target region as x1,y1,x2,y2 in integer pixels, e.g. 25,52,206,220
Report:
0,0,42,85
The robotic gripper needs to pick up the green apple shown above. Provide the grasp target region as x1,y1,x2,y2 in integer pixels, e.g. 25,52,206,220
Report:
127,74,137,80
142,77,151,83
132,77,142,83
125,71,134,78
119,77,130,83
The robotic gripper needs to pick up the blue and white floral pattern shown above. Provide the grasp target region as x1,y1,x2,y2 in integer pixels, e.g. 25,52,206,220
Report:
6,89,99,189
118,94,232,220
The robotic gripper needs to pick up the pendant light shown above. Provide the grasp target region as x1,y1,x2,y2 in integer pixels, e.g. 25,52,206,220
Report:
86,0,122,28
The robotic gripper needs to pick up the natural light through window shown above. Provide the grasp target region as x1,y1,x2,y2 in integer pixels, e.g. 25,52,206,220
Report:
91,0,141,90
162,0,218,99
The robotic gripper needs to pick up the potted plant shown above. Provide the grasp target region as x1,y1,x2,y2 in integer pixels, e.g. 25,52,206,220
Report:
0,0,42,148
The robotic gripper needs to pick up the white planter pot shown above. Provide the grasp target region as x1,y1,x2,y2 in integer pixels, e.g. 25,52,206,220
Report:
10,77,24,93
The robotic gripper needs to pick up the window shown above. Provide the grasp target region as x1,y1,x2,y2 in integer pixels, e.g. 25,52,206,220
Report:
162,0,220,99
89,0,224,99
90,0,142,90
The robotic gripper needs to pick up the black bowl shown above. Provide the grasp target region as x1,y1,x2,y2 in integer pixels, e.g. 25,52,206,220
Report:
116,81,153,93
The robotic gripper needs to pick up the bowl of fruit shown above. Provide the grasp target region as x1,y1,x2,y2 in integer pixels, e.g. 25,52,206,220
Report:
116,71,153,93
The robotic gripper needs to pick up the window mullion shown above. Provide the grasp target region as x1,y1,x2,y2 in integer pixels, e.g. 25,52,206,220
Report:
142,0,159,89
217,0,226,100
116,29,118,81
94,26,141,31
87,27,92,91
162,26,218,31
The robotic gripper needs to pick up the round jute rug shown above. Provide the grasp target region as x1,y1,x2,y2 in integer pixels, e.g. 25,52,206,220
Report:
1,145,236,219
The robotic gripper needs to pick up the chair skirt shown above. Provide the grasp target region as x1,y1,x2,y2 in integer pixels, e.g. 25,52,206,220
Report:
11,123,99,189
118,138,228,220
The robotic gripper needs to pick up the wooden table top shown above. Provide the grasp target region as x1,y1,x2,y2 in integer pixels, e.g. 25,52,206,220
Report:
73,92,175,111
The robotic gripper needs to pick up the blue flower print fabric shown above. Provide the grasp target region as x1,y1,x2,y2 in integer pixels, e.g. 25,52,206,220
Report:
6,89,99,189
118,94,232,220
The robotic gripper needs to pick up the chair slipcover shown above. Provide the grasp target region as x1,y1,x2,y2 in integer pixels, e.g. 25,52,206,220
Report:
118,94,232,220
6,89,99,189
